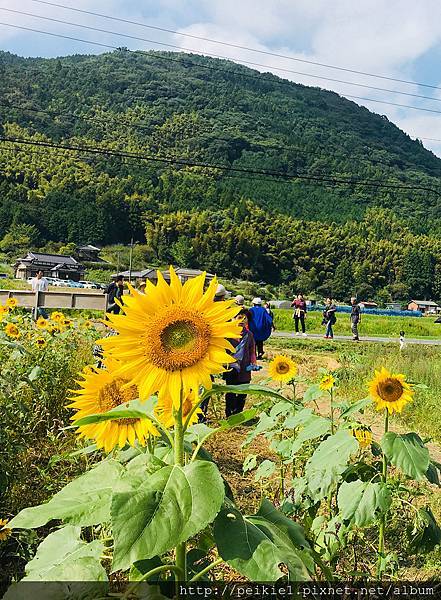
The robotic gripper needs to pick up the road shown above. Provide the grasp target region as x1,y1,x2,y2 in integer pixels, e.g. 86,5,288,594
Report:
272,331,441,346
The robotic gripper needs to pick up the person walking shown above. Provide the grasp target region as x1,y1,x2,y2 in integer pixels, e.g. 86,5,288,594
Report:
106,275,124,314
235,295,245,307
264,302,276,331
323,297,337,339
31,269,49,319
291,293,307,337
249,297,273,359
350,297,361,341
224,309,257,417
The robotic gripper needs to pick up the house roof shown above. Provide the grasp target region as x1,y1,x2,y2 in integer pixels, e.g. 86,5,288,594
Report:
111,269,157,278
78,244,101,251
22,252,80,266
174,268,215,278
410,300,439,307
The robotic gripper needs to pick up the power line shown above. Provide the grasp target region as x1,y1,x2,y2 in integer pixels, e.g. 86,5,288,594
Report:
3,21,441,123
3,7,441,105
0,135,438,195
25,0,441,93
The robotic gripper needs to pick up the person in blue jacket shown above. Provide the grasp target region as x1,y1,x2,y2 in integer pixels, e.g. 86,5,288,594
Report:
249,297,273,359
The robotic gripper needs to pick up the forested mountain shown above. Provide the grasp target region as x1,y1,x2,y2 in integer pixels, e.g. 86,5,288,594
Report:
1,49,441,299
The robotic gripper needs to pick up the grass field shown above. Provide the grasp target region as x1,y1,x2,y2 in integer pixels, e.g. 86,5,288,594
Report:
267,337,441,445
273,308,441,339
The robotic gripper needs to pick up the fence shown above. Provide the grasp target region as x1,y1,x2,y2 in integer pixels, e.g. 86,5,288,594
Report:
0,289,108,314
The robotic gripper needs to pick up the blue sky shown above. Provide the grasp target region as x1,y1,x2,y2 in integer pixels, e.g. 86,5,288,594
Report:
2,0,441,156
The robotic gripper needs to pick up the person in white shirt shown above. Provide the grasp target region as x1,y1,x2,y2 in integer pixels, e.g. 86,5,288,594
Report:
31,270,49,318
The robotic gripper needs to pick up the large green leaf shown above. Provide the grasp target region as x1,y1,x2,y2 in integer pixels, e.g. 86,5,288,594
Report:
74,397,157,426
381,432,430,480
337,481,391,527
205,383,286,402
21,526,106,581
305,430,359,501
303,384,325,404
290,415,331,456
9,460,123,529
339,397,372,419
254,460,276,481
214,506,311,580
111,461,224,571
408,507,441,553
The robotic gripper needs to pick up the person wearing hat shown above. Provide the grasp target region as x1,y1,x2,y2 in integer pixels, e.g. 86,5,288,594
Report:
235,295,245,307
249,297,273,359
214,284,227,302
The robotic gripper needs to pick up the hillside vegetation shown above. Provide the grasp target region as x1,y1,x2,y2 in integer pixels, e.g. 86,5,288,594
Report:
1,50,441,299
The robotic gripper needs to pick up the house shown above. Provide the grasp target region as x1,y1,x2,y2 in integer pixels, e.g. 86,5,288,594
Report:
167,268,215,284
15,252,85,282
111,268,215,286
408,300,440,315
76,244,105,263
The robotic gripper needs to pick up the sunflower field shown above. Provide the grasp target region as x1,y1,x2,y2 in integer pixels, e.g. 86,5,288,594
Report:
0,270,440,597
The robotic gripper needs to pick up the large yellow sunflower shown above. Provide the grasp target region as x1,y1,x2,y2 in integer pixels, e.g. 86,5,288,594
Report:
155,389,202,428
36,317,48,329
68,360,158,453
5,323,20,339
100,268,241,408
268,355,298,383
50,311,64,322
368,367,413,414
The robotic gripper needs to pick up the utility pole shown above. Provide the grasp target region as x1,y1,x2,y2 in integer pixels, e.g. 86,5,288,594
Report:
128,237,134,283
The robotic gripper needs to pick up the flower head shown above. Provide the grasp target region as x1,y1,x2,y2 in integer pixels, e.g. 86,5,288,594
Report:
35,337,47,349
368,367,413,414
62,318,73,328
320,374,335,391
100,268,241,409
5,323,20,339
0,305,8,322
268,355,298,383
352,427,373,448
155,389,202,428
83,320,92,328
36,317,48,329
69,359,158,453
51,311,64,322
6,298,17,310
0,518,11,542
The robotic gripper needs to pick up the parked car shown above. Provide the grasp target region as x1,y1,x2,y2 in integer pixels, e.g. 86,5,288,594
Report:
79,280,98,289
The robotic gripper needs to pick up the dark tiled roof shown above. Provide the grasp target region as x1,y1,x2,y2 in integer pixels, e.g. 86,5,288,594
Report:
26,252,80,266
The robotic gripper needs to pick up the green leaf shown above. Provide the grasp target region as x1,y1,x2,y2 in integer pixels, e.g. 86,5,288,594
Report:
339,397,372,419
21,526,107,581
337,481,391,527
311,515,349,562
408,507,441,553
426,461,441,486
381,432,430,480
214,507,311,580
206,383,286,402
254,460,276,481
74,397,157,426
270,401,295,418
219,408,257,428
9,460,123,529
111,461,224,571
243,454,257,473
290,415,331,455
303,384,324,403
28,365,42,381
284,408,316,429
129,556,163,582
305,430,359,501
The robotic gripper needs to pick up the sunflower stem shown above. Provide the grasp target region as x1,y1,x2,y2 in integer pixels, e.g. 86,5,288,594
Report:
377,409,389,579
330,388,335,435
174,383,187,586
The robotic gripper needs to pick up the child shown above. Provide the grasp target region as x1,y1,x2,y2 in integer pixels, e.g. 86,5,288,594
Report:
399,330,406,351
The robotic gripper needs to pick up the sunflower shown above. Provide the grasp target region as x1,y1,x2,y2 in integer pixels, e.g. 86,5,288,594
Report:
100,267,241,409
368,367,413,414
68,359,158,453
50,311,64,322
6,297,17,310
268,355,298,383
155,389,202,428
320,374,335,391
5,323,20,339
35,337,47,349
0,518,11,542
352,427,373,448
62,318,73,328
36,317,48,329
83,320,92,328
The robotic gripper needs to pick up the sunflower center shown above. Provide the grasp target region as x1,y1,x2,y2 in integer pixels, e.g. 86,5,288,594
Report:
377,378,403,403
98,378,138,424
147,308,211,371
276,363,290,374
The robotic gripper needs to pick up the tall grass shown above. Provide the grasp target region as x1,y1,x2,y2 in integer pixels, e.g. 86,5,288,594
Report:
273,309,441,339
